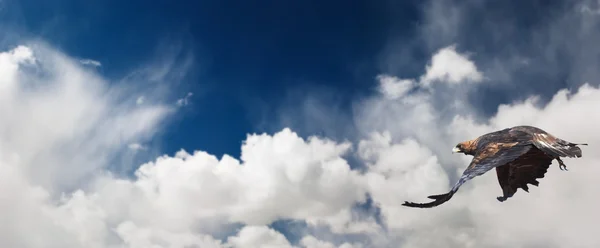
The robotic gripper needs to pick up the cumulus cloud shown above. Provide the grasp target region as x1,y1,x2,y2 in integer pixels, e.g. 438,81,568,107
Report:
226,226,292,248
117,129,365,227
117,223,225,248
358,132,451,229
299,236,362,248
377,45,482,96
419,45,483,86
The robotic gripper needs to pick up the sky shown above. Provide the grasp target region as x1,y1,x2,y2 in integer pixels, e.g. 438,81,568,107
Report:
2,0,600,247
0,0,416,158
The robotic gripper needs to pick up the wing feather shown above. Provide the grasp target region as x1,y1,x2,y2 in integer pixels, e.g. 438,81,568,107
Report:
495,147,552,202
531,133,584,158
510,126,586,158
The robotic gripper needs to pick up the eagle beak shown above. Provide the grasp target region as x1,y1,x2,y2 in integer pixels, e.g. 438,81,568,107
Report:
452,147,461,154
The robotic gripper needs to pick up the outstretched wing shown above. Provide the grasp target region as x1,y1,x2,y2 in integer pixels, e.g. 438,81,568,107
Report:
531,132,586,158
495,147,553,201
402,142,532,208
510,125,586,158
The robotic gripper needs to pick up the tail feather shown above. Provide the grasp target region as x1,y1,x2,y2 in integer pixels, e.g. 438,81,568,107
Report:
403,169,471,208
569,143,588,158
427,193,448,200
566,145,583,158
402,191,455,208
569,143,588,146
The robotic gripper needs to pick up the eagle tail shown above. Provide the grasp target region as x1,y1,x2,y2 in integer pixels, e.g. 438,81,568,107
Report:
402,191,455,208
402,173,473,208
427,193,448,200
565,144,583,158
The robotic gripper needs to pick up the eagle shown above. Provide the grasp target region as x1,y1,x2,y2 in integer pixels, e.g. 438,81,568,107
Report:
402,125,587,208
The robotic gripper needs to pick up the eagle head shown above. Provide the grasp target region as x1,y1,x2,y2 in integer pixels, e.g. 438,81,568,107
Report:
452,140,476,155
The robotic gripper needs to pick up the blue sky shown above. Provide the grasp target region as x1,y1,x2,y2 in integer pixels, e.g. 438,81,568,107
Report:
0,0,425,159
3,0,600,247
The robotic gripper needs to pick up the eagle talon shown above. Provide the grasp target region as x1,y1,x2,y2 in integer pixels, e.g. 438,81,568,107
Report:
556,158,568,171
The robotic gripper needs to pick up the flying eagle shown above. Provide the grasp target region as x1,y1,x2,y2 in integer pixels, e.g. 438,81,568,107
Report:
402,125,587,208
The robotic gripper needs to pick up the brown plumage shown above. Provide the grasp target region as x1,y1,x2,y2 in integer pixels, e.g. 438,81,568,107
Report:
402,125,587,208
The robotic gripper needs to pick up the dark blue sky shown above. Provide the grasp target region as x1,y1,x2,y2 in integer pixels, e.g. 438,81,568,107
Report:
0,0,423,158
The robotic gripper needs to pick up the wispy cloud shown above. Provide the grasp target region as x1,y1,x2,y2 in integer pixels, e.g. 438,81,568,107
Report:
128,143,146,151
376,75,415,100
79,58,102,67
176,92,193,106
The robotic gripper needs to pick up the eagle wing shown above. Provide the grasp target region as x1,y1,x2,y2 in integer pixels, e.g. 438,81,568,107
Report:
511,126,586,158
530,132,585,158
495,147,553,201
402,141,532,208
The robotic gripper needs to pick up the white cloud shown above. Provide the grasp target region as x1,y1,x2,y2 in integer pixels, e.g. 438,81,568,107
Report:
420,45,483,86
226,226,291,248
376,75,415,100
358,132,452,230
299,235,362,248
116,221,224,248
0,44,173,194
305,208,381,235
0,43,181,247
79,59,102,67
0,45,36,88
121,128,365,226
375,45,482,118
